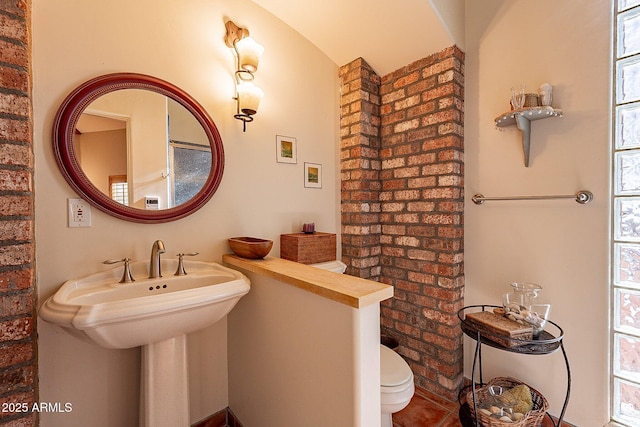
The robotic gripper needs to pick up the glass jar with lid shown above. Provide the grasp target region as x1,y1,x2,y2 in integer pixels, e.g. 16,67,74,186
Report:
502,282,542,308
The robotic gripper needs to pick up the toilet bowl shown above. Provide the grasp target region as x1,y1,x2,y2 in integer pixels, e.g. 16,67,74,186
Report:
310,260,415,427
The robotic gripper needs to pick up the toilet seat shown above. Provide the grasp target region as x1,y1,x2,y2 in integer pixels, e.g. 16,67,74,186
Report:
380,344,413,388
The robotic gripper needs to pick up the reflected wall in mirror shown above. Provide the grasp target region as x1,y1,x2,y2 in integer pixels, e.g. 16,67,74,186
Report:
53,73,224,223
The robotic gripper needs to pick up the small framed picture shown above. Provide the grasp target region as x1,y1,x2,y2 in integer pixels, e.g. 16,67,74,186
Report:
304,162,322,188
276,135,297,164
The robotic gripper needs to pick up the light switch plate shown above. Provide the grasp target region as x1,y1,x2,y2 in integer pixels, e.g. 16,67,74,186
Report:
68,198,92,227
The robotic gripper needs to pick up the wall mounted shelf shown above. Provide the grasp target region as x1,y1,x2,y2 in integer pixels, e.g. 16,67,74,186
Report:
495,107,563,167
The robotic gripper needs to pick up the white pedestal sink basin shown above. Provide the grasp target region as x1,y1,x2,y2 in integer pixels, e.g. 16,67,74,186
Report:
40,259,250,427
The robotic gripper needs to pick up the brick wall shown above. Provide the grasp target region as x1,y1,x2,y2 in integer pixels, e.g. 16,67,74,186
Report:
340,58,382,280
340,47,465,400
0,0,37,426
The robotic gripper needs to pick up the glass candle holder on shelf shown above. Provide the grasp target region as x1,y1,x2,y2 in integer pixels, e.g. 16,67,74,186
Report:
510,84,526,110
539,83,553,106
528,303,551,338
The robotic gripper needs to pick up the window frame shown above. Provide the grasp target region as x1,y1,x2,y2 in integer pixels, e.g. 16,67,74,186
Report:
612,1,640,425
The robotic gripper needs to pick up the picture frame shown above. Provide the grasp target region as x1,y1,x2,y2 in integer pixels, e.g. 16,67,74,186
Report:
304,162,322,188
276,135,297,164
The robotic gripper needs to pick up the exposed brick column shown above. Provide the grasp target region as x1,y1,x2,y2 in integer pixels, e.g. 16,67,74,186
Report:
339,58,382,280
0,1,37,426
340,47,465,401
378,47,465,400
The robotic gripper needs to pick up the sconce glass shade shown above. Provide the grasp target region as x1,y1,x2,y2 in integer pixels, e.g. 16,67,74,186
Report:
237,82,264,115
235,36,264,73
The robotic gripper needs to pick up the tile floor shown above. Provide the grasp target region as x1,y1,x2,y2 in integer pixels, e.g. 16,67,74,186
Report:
392,384,573,427
392,385,463,427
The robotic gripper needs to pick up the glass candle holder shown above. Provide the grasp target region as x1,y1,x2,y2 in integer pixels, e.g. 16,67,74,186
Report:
510,84,526,110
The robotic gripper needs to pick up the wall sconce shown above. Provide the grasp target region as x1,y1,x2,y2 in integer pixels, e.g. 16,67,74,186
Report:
225,20,264,132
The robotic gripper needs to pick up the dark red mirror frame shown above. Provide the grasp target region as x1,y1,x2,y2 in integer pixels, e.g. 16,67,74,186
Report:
52,73,225,223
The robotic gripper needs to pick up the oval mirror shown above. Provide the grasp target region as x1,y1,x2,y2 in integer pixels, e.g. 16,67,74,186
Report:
53,73,224,223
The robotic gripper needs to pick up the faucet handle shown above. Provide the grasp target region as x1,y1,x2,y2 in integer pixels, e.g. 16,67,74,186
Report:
175,252,199,276
103,258,135,283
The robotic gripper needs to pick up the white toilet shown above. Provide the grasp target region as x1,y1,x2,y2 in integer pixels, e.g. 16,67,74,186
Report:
310,260,415,427
380,343,414,426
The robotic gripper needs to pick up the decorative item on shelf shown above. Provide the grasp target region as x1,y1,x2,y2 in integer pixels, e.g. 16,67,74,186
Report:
467,377,549,427
539,83,553,107
504,282,542,307
463,310,533,347
510,84,525,110
228,236,273,259
502,282,551,338
523,93,539,108
280,232,336,264
478,385,517,422
497,82,563,167
224,19,264,132
302,223,315,234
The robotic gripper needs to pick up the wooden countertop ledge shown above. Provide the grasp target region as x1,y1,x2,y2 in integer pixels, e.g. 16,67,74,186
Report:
222,255,393,309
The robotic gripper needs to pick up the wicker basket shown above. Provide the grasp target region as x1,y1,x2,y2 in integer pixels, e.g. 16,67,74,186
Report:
466,377,549,427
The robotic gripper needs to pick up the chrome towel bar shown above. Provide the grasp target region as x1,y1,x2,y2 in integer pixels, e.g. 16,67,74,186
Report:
472,190,593,205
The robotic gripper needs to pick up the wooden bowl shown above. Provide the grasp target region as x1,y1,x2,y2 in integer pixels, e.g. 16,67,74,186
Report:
228,237,273,259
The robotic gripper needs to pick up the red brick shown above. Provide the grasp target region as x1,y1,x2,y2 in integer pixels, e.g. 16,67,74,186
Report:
0,39,29,69
0,243,32,266
0,342,32,368
394,190,420,200
393,166,420,178
0,143,32,167
393,213,419,223
408,176,437,188
393,71,420,89
0,291,33,317
395,94,420,111
0,391,36,421
0,317,32,342
0,195,31,217
0,365,34,394
0,220,32,241
0,169,31,192
381,110,406,126
394,118,420,133
0,269,32,292
0,1,28,17
0,118,30,144
0,13,27,44
0,93,30,118
0,66,29,94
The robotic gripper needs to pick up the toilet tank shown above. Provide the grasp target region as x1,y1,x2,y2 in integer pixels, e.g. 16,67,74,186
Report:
310,260,347,274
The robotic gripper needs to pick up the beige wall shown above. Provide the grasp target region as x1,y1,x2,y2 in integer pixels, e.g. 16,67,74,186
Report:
77,129,127,195
228,271,381,426
32,0,339,425
464,1,611,425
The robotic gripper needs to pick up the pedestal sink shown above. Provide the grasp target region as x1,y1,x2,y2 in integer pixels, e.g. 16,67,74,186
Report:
40,259,250,427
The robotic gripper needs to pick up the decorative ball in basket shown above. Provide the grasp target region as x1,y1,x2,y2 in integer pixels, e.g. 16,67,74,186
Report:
467,377,549,427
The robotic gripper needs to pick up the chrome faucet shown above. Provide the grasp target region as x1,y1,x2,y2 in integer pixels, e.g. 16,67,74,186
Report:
149,240,166,278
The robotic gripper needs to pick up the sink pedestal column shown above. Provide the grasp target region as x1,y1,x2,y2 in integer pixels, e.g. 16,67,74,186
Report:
140,334,189,427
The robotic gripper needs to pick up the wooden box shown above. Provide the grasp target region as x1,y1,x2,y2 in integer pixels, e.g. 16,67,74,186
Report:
280,232,336,264
464,311,533,348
